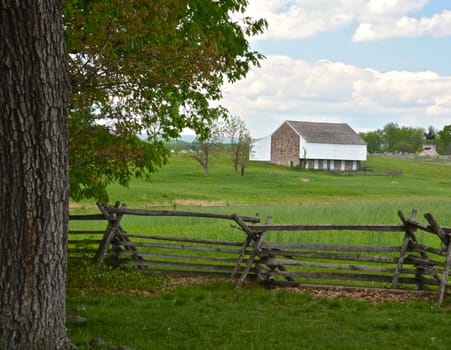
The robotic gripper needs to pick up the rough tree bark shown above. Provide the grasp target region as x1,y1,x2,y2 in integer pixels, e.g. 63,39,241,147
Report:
0,1,71,349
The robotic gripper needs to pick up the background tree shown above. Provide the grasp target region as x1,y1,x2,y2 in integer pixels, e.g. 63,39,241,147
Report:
192,121,224,176
380,123,401,152
237,131,253,176
359,130,383,154
224,115,252,175
360,123,425,154
63,0,267,201
382,123,425,153
0,1,71,348
436,125,451,155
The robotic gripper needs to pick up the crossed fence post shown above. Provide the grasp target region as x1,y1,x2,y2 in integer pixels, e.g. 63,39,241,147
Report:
94,202,138,266
393,210,450,306
424,213,451,306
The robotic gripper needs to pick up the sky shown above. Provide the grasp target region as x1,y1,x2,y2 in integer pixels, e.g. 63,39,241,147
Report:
218,0,451,138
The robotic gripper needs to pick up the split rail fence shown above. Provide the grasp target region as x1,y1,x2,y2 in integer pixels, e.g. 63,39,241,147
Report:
69,202,451,306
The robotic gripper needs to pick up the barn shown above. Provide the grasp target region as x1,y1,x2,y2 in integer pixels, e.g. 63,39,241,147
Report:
252,120,367,171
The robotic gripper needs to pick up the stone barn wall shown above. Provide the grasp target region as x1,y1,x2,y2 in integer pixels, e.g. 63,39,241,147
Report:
271,123,300,166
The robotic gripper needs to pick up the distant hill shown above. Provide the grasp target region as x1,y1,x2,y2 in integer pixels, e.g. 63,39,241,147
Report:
138,133,234,144
176,135,197,143
137,134,197,143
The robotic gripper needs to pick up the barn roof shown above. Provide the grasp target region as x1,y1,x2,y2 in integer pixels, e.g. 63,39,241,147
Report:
285,121,367,145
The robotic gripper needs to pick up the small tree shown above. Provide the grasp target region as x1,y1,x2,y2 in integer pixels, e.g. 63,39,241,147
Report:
224,116,252,176
192,121,223,176
238,131,253,176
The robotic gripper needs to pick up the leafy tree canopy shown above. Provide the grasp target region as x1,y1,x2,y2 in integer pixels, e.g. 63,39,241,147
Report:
436,125,451,154
64,0,267,201
361,123,425,154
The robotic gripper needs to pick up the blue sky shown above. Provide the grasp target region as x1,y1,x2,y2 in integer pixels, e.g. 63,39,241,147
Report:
220,0,451,138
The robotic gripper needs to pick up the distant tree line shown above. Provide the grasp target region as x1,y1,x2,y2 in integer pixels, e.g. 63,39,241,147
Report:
360,123,451,155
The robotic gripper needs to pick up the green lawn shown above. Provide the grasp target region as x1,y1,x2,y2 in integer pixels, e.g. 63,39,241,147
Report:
72,155,451,208
67,275,451,350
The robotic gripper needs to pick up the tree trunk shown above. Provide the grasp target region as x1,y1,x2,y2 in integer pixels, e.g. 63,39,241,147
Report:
204,147,209,176
0,1,70,349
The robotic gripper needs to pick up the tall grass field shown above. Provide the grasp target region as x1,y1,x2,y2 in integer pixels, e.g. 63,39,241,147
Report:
70,155,451,246
67,155,451,349
73,155,451,209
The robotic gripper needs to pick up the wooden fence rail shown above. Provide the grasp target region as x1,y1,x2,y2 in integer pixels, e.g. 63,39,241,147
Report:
68,203,451,306
68,202,260,276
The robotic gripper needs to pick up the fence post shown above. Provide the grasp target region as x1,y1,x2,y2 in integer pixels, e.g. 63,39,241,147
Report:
393,210,442,290
438,241,451,306
231,235,252,279
94,202,125,266
231,213,258,279
392,210,421,288
236,216,271,288
424,213,451,306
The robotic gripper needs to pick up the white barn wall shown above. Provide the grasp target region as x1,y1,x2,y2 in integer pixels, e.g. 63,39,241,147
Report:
250,135,271,161
300,138,367,161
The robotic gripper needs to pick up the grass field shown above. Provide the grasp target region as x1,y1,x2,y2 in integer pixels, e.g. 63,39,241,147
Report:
70,154,451,246
73,155,451,209
67,278,451,350
67,155,451,349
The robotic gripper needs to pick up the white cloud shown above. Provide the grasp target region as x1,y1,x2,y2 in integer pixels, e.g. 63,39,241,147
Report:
246,0,451,42
363,0,427,16
247,0,361,40
353,10,451,41
221,55,451,137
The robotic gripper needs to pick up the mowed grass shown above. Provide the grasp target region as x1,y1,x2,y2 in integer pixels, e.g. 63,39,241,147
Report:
78,154,451,206
67,277,451,350
67,155,451,349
